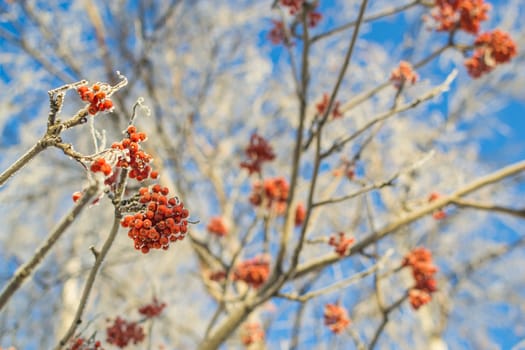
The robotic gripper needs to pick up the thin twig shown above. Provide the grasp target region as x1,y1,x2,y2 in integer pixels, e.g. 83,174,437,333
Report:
321,70,457,158
0,139,48,186
293,158,525,279
0,183,99,311
57,168,129,348
311,0,422,43
368,294,408,349
278,250,393,302
451,199,525,218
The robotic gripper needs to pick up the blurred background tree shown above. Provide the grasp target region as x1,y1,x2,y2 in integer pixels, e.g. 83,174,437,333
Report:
0,0,523,349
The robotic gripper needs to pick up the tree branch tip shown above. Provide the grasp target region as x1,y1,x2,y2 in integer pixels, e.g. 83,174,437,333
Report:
90,246,100,259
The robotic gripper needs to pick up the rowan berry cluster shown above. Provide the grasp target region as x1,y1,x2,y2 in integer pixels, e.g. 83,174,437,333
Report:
90,158,113,177
206,216,229,237
332,158,356,180
323,303,351,334
390,61,418,88
294,203,306,227
77,84,114,115
307,7,322,28
465,30,518,78
328,232,355,257
240,133,276,175
67,337,103,350
233,256,270,289
249,177,289,215
268,20,290,46
208,270,227,282
315,93,343,119
106,317,145,348
428,192,447,220
120,185,190,254
402,247,438,310
138,298,167,319
112,125,157,182
280,0,303,14
240,322,265,346
431,0,490,34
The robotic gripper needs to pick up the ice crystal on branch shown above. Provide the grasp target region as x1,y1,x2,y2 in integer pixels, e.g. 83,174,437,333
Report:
324,303,351,334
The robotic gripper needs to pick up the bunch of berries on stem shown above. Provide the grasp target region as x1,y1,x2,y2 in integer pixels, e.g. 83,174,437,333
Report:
121,185,190,254
77,84,114,115
402,247,438,310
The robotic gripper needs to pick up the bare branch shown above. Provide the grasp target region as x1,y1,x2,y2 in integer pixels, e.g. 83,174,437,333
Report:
279,250,393,302
311,0,422,43
322,70,457,158
0,183,99,311
451,198,525,218
294,158,525,279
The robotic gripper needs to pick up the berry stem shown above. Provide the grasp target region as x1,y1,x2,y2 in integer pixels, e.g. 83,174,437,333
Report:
57,168,129,349
0,183,99,311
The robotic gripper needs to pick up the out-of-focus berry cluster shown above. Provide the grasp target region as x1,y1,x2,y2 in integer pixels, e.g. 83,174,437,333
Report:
328,232,355,257
138,298,167,319
268,1,323,45
106,317,145,348
465,30,518,78
207,216,229,237
402,247,438,310
249,177,289,215
67,337,104,350
315,93,343,119
240,322,265,346
390,61,418,88
324,303,351,334
240,133,275,175
232,256,270,289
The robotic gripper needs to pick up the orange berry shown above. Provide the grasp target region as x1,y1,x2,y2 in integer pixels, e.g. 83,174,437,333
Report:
72,191,82,202
137,132,147,141
150,171,159,179
88,104,98,115
127,125,137,134
102,100,113,110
